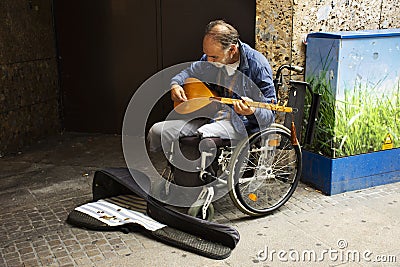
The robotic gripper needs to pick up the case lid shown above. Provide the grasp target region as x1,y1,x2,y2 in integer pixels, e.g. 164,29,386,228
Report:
307,28,400,39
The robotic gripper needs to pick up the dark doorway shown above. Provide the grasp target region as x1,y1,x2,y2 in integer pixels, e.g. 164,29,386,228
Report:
54,0,256,133
160,0,255,68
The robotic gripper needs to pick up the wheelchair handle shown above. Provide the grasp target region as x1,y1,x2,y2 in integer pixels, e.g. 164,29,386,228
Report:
275,64,304,80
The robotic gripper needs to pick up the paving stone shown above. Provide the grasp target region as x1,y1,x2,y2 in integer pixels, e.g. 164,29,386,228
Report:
73,257,93,266
3,251,19,260
5,258,23,267
85,249,101,257
91,256,106,263
20,252,36,261
116,248,133,256
36,250,53,259
69,251,86,259
102,251,117,259
107,238,124,246
53,249,69,258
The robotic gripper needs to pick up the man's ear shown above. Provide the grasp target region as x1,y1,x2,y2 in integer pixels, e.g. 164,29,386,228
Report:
228,44,238,59
230,44,237,52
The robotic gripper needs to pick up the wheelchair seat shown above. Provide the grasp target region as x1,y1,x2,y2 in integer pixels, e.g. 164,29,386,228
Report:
173,136,231,187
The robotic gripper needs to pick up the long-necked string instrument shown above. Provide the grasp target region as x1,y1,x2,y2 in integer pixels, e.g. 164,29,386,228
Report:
174,78,296,114
173,78,300,145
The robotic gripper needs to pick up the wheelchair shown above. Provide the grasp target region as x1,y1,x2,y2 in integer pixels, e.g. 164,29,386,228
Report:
154,64,319,221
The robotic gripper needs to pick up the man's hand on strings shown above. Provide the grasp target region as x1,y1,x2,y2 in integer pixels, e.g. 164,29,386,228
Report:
171,84,187,103
233,97,255,115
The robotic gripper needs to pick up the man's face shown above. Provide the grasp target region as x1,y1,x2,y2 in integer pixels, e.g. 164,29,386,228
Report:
203,35,230,66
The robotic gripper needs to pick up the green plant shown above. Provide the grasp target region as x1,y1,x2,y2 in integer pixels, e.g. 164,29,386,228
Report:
334,80,400,157
305,72,400,158
303,43,337,157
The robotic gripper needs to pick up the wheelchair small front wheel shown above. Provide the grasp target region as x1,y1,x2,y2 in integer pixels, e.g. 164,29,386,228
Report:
228,125,302,216
188,200,215,221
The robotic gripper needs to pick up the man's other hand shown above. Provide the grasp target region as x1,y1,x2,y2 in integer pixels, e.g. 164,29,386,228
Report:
171,84,188,103
233,97,255,115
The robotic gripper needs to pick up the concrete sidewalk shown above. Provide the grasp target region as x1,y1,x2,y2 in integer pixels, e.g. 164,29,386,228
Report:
0,133,399,266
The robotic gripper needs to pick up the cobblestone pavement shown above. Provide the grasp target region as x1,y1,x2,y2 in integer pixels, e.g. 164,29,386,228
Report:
0,133,399,266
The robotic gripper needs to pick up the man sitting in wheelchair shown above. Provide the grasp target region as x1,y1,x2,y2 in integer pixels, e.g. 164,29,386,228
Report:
146,20,300,220
148,19,276,167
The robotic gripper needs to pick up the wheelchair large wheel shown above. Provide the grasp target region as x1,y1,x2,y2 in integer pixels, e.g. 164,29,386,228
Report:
228,124,302,216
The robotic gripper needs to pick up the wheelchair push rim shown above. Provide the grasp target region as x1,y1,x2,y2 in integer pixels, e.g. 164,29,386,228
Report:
228,125,302,216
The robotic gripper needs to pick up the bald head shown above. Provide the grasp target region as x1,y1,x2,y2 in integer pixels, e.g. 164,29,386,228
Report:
204,20,239,50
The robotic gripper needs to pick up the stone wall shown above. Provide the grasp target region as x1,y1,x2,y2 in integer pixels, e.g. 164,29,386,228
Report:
256,0,400,74
0,0,59,155
256,0,293,70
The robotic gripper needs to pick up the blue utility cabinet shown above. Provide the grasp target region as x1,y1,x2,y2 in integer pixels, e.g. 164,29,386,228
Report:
302,29,400,195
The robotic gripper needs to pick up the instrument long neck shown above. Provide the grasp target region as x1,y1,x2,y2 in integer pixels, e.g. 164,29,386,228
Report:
211,97,293,113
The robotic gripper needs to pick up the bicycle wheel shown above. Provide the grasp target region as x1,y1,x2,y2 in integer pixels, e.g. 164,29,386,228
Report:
228,125,302,216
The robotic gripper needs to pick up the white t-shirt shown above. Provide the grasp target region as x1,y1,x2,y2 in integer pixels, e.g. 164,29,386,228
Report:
225,59,240,76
